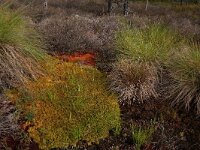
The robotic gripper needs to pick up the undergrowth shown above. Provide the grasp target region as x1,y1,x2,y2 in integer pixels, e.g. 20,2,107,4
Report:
132,122,156,150
111,24,179,103
7,59,121,149
114,22,200,115
168,45,200,115
0,4,45,90
0,5,45,59
109,59,158,104
115,24,182,64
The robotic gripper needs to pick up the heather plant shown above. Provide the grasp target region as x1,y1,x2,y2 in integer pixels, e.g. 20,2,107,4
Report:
39,14,122,53
7,60,121,149
39,14,123,71
109,59,158,104
168,45,200,115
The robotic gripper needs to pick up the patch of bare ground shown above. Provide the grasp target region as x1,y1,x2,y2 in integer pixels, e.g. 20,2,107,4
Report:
66,99,199,150
0,94,31,149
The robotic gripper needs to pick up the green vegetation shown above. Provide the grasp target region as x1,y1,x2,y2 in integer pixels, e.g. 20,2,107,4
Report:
1,0,200,149
114,22,200,115
132,123,155,150
112,24,179,103
168,45,200,115
115,24,182,64
7,60,121,149
0,5,46,90
0,5,44,59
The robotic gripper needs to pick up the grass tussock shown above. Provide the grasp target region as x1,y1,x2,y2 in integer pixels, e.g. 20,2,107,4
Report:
115,24,182,64
7,60,121,149
168,45,200,115
0,45,42,91
110,25,179,104
109,59,158,104
0,6,44,58
0,5,45,90
114,23,200,115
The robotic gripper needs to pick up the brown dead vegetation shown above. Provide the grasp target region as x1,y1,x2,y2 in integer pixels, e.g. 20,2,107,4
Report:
0,45,42,92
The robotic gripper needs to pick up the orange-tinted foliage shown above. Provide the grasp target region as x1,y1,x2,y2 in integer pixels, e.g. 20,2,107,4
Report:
56,52,96,66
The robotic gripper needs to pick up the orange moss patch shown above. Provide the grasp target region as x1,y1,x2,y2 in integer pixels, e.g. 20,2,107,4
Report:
55,52,96,66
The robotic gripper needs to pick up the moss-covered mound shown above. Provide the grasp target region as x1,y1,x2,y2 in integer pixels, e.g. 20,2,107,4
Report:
8,60,121,149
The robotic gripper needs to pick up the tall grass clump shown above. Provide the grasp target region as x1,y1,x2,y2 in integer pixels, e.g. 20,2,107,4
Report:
0,5,45,90
168,45,200,115
115,24,181,64
7,60,121,149
111,24,181,103
110,24,183,103
0,6,44,58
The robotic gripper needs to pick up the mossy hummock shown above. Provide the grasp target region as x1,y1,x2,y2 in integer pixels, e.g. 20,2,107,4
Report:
8,60,121,149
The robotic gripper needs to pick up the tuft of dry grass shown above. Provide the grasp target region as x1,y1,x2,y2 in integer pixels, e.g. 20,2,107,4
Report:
108,59,158,104
0,45,42,91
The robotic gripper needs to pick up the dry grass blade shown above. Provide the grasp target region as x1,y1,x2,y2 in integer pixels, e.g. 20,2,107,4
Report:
0,45,42,91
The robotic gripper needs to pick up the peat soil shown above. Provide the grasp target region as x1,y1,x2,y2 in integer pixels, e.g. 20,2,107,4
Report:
74,99,200,150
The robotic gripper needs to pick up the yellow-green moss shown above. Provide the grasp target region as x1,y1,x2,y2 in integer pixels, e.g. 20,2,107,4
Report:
8,60,121,149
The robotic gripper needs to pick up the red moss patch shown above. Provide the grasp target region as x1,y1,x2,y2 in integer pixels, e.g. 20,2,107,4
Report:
55,52,96,67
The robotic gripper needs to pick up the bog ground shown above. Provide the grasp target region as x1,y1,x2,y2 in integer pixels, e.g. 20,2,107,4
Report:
0,0,200,150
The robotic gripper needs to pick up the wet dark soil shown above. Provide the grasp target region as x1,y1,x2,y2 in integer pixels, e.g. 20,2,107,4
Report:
85,99,200,150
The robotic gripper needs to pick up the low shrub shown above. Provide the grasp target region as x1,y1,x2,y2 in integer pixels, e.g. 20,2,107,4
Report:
108,59,158,104
38,14,123,70
39,14,122,53
115,24,182,64
7,60,121,149
168,45,200,115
